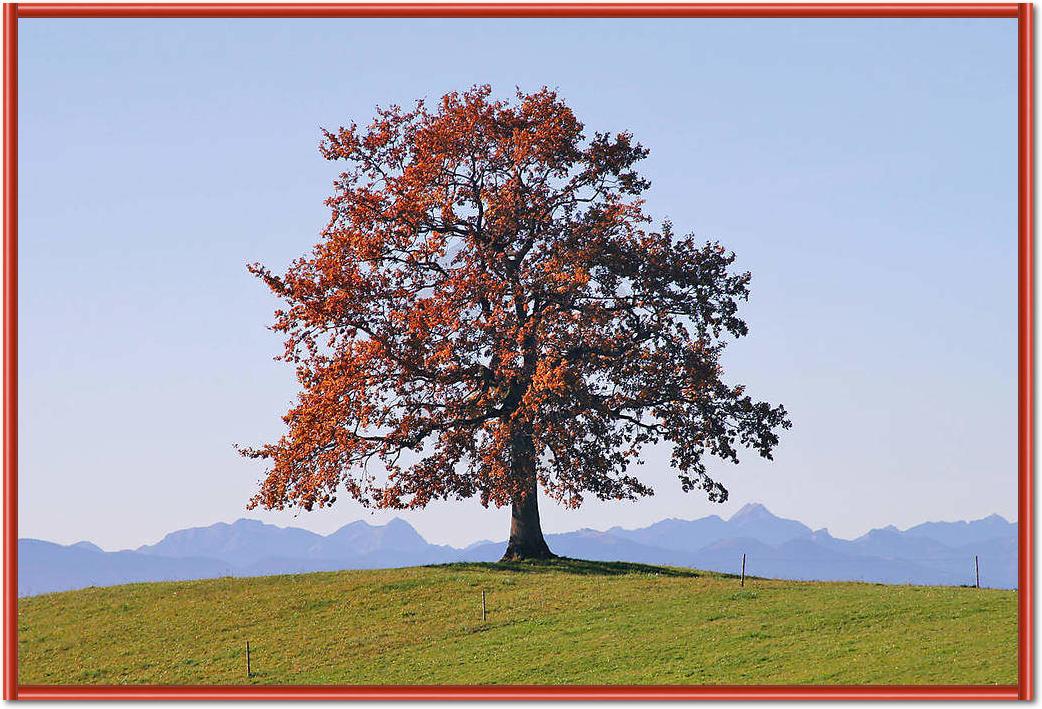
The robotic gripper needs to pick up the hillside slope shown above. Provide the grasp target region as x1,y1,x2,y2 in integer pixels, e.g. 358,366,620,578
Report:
18,560,1016,686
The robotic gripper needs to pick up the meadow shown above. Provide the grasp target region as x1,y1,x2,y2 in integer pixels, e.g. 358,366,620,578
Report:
18,559,1017,685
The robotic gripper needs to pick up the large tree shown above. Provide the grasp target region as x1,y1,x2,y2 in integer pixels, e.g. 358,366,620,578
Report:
241,86,790,560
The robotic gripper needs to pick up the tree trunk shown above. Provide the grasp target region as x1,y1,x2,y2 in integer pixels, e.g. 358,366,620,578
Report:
501,483,554,561
501,429,555,561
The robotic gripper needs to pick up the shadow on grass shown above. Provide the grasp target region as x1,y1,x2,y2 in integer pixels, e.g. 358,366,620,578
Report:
434,557,703,577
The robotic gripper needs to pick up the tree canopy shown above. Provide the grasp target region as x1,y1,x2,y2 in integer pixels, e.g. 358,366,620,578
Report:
241,85,790,559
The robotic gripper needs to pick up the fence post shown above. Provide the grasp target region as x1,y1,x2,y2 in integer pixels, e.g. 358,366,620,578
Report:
246,640,251,678
741,553,746,587
481,589,487,622
975,556,980,589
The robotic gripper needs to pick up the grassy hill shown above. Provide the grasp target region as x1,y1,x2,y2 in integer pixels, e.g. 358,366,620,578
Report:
18,559,1016,685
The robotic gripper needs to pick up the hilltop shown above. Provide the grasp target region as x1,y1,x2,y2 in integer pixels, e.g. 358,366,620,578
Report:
19,560,1016,685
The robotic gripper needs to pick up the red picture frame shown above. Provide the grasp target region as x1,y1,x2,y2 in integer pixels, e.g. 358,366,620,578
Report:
2,2,1033,700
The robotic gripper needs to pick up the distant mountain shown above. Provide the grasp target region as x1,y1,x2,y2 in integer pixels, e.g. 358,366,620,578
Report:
606,504,813,552
137,519,323,566
138,517,459,575
19,539,234,597
608,515,731,551
903,514,1016,548
545,529,685,566
309,518,453,561
849,526,957,560
19,505,1018,596
727,503,813,544
68,541,103,553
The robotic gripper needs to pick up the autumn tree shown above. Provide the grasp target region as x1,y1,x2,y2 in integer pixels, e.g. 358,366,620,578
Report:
241,86,790,560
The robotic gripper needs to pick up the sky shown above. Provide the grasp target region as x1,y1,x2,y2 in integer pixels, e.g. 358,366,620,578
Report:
18,17,1018,550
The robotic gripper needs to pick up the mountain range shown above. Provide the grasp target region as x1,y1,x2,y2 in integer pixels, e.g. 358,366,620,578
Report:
19,503,1017,596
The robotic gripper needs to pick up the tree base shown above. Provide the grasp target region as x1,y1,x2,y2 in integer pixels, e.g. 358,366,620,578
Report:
500,538,557,562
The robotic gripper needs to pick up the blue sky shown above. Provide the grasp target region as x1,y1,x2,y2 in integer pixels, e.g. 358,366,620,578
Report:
18,17,1018,549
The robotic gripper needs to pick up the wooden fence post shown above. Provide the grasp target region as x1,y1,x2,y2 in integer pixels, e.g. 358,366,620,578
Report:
246,640,251,678
741,553,746,587
482,589,487,622
975,556,980,589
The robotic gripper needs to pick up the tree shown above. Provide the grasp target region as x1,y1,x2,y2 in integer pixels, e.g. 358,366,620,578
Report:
240,86,791,561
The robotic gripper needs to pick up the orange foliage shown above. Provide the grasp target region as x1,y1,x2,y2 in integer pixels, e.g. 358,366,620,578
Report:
241,86,790,517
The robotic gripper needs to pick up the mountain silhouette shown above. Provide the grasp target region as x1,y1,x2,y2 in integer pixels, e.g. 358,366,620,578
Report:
19,504,1017,596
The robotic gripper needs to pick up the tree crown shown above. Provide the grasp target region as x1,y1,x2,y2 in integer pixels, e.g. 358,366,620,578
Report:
242,85,791,514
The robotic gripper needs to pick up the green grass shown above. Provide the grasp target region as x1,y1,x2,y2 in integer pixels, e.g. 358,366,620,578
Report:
18,559,1016,685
